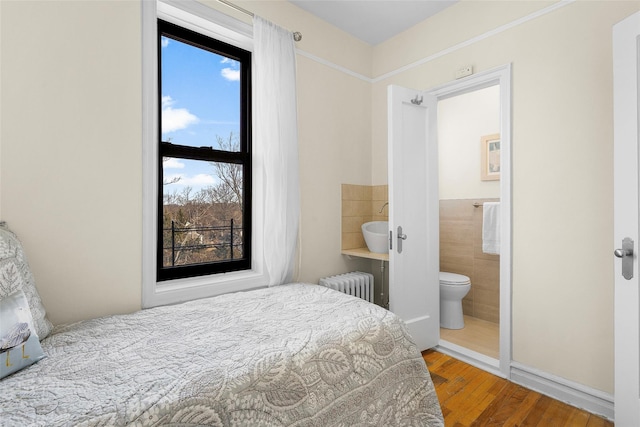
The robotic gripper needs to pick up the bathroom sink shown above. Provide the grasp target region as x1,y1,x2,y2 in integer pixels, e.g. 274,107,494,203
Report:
361,221,389,254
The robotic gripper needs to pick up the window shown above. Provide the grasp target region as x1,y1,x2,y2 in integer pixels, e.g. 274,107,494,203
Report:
157,19,252,281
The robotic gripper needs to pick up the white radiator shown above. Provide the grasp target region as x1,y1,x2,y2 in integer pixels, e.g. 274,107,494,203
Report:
319,271,374,303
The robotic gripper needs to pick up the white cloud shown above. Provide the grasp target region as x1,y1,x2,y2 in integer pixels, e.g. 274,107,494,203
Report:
220,58,240,81
161,96,199,133
162,96,173,107
164,173,215,187
185,174,216,186
161,37,169,48
163,158,185,169
162,108,199,133
221,68,240,82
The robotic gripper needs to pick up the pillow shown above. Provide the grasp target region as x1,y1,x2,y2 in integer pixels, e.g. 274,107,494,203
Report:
0,222,53,340
0,290,46,379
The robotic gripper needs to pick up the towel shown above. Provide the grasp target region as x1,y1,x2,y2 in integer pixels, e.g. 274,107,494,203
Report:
482,202,500,255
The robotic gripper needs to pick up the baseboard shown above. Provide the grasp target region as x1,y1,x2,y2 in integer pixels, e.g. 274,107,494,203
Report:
436,341,503,378
510,362,614,421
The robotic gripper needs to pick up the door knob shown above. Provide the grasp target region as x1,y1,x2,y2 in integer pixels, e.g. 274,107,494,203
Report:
614,248,631,258
615,237,634,280
397,226,407,254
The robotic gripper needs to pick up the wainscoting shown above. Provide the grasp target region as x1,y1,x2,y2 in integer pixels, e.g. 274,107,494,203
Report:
341,184,388,251
440,198,500,323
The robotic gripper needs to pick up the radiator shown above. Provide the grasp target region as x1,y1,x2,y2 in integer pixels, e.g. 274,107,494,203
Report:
319,271,374,303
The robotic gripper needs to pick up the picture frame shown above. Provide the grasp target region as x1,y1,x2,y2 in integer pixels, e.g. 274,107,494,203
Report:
481,133,500,181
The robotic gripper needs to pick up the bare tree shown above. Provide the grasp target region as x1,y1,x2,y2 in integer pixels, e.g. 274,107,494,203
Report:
212,133,243,211
161,132,245,266
162,157,181,186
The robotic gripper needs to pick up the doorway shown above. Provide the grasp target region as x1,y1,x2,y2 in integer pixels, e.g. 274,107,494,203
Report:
387,65,511,377
430,65,512,377
437,84,501,360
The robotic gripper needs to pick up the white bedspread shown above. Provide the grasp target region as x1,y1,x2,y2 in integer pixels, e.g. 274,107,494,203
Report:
2,283,443,426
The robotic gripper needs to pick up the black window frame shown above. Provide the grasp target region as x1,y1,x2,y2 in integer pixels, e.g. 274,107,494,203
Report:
157,19,252,282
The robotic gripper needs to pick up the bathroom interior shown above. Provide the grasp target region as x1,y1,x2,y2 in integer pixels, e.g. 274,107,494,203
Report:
437,84,501,360
340,83,501,362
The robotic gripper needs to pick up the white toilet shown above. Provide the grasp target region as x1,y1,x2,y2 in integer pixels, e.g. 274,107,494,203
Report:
439,272,471,329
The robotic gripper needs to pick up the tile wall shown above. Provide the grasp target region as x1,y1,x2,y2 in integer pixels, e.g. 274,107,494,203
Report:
341,184,388,250
440,198,500,323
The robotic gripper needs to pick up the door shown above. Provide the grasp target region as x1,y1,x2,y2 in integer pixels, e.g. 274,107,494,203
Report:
388,85,439,351
613,11,640,426
426,65,512,377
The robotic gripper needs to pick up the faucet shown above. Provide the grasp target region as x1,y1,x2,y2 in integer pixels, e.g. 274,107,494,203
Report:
378,202,389,213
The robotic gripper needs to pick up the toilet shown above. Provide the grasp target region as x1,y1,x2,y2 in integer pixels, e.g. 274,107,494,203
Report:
439,272,471,329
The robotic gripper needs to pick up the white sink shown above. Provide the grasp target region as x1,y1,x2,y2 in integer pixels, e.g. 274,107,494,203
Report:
361,221,389,254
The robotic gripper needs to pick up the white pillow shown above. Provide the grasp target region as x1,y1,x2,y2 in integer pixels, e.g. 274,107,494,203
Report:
0,290,46,379
0,222,53,340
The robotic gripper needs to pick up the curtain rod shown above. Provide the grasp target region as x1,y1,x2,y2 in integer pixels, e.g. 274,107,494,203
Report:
217,0,303,41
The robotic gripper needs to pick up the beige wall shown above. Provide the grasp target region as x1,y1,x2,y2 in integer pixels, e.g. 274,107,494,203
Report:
439,85,500,199
1,0,143,324
371,0,640,394
0,0,373,324
1,0,637,397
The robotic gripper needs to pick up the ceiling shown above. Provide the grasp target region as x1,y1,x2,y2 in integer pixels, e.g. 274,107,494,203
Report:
289,0,458,45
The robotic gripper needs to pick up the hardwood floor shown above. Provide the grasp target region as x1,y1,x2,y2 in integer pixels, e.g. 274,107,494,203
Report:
423,350,613,427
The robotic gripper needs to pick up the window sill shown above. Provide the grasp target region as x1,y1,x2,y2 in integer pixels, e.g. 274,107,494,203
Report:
144,269,268,308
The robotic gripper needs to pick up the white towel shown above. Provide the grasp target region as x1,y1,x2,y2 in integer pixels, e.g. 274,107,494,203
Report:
482,202,500,255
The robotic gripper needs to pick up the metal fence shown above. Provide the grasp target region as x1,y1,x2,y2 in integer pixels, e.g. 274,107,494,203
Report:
162,219,243,266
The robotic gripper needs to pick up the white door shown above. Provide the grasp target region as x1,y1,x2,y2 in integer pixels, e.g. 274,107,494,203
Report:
613,11,640,426
388,85,440,351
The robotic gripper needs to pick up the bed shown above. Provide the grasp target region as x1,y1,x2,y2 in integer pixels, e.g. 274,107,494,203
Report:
1,280,444,426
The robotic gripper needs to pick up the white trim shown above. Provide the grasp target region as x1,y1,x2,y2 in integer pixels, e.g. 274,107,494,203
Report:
158,0,252,51
436,341,503,378
437,342,615,420
430,64,512,379
141,0,268,308
291,0,576,85
141,0,158,309
404,314,433,324
145,270,267,308
511,362,614,421
498,66,513,380
295,49,372,82
372,0,574,83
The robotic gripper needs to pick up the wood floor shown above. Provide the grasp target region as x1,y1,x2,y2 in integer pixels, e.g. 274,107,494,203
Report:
423,350,613,427
440,315,500,359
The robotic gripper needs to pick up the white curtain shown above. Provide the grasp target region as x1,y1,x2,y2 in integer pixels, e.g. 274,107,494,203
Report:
253,16,300,286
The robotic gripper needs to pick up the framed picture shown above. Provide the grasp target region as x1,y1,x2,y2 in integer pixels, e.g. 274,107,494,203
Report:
481,133,500,181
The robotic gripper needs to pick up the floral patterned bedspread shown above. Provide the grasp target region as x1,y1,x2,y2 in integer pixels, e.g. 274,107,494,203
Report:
2,283,443,426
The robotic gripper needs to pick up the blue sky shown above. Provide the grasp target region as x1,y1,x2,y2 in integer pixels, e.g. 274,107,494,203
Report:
161,35,240,194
